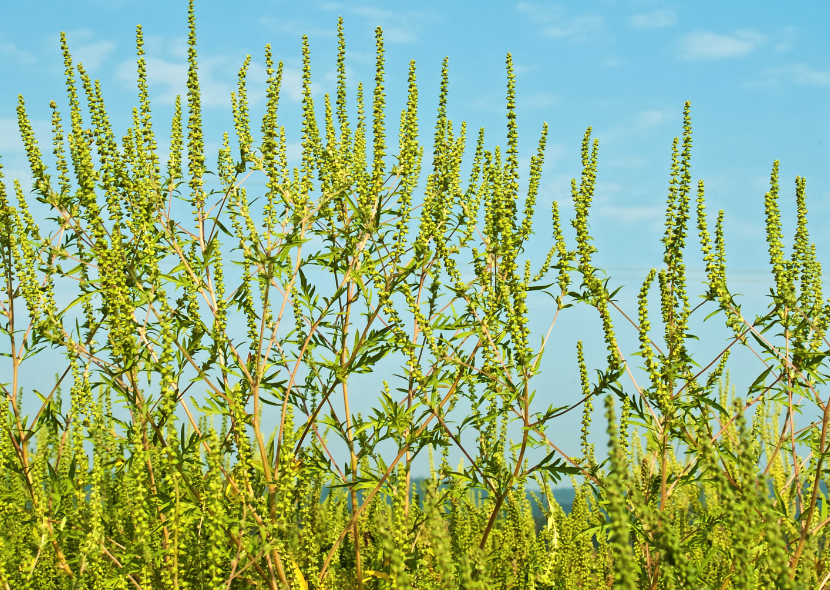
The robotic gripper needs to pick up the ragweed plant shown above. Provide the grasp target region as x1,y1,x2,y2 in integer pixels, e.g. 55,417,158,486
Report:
1,3,829,589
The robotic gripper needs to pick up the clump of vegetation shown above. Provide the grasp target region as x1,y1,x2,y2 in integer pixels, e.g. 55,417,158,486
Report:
1,2,829,588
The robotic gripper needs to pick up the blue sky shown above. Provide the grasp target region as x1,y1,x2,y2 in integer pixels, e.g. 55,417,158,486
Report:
2,1,829,468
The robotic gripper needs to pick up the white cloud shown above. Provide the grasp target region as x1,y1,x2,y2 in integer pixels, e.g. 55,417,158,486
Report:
772,25,797,52
606,155,649,169
0,117,50,155
117,57,186,105
634,110,672,130
0,167,35,192
786,64,830,85
259,16,337,40
466,90,503,113
74,41,116,72
598,205,664,223
542,14,605,40
466,88,556,113
0,36,36,66
0,119,23,154
516,3,605,42
629,10,677,29
524,91,558,109
63,31,116,72
117,50,295,108
678,30,765,60
598,108,676,146
758,64,830,87
318,4,436,44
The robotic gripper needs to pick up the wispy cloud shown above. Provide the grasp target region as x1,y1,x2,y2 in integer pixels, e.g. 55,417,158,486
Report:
598,108,676,146
633,110,673,130
516,3,605,42
353,7,419,43
74,41,117,72
466,89,557,113
318,4,437,44
0,117,50,155
629,10,677,29
0,35,36,66
757,63,830,87
524,91,558,109
116,53,285,108
63,31,116,72
598,205,664,224
678,30,765,60
259,16,337,41
467,89,506,113
771,26,797,52
0,119,23,154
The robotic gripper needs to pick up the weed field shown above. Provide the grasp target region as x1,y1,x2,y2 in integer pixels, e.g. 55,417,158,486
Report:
1,2,829,588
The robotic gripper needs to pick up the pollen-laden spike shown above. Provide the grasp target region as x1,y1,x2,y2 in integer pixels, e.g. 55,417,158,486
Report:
504,53,519,202
577,341,594,465
233,55,253,158
16,96,47,195
49,101,72,201
186,0,205,215
167,95,183,191
135,24,159,185
372,27,387,191
792,175,810,300
336,17,350,151
300,35,320,204
764,160,788,298
519,122,548,244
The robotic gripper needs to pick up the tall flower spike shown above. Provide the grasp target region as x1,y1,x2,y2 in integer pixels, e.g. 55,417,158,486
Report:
233,55,252,158
638,269,661,394
519,122,548,244
60,32,95,193
662,137,680,265
577,341,594,466
353,82,369,209
261,46,283,245
604,396,637,590
697,179,718,294
300,35,320,200
459,127,484,248
16,96,47,194
167,95,183,190
658,106,693,381
0,155,11,247
372,26,386,188
504,53,519,222
135,25,159,183
552,201,573,294
260,45,283,139
792,175,809,297
433,57,449,170
571,128,598,273
49,101,72,203
186,0,206,215
260,47,283,174
764,160,788,298
336,17,351,153
711,209,742,336
390,61,420,269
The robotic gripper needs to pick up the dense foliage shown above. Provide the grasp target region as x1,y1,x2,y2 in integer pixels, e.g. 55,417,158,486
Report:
2,3,829,588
